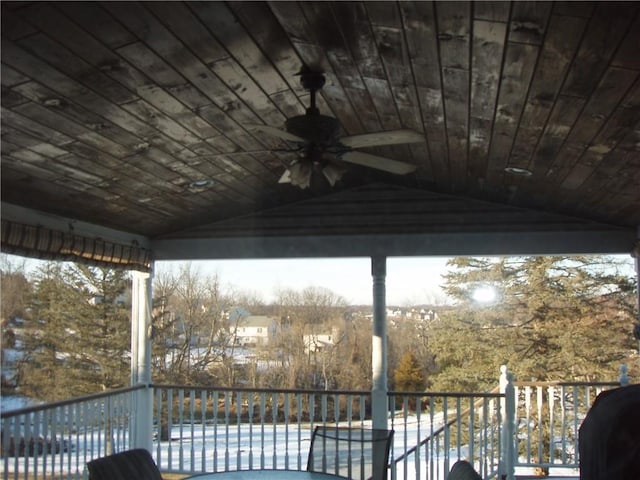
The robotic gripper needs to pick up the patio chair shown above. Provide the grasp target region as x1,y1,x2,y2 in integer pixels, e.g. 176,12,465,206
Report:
86,448,163,480
579,384,640,480
447,459,482,480
307,426,394,480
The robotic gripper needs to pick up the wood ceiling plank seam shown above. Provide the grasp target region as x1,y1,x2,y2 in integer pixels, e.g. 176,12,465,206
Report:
367,18,425,168
2,152,64,183
473,1,511,23
118,98,204,146
7,150,130,206
0,173,174,235
0,168,150,226
561,2,637,99
0,39,193,160
0,85,29,109
367,20,429,173
507,1,553,46
0,63,30,87
106,42,228,141
468,18,508,183
484,41,540,185
207,56,288,127
140,1,292,142
0,125,66,157
0,4,38,41
389,11,434,179
11,3,135,87
0,138,24,156
289,1,365,135
217,152,279,183
328,2,397,136
227,2,313,96
99,1,268,149
488,3,553,191
562,75,640,192
11,101,133,159
611,11,640,70
528,95,586,182
6,136,118,183
1,163,63,193
555,67,639,189
182,2,292,97
551,2,596,19
56,2,137,50
398,1,449,185
10,80,156,154
261,2,339,116
508,13,588,182
0,105,75,147
434,1,474,190
16,32,137,106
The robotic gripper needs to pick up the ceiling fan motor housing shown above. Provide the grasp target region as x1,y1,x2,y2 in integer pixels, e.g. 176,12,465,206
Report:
285,114,341,145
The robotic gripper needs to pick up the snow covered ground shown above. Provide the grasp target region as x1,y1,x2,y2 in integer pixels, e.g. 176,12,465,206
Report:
1,414,481,480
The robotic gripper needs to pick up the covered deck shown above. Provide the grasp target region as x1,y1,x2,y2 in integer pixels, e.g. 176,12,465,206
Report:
1,1,639,479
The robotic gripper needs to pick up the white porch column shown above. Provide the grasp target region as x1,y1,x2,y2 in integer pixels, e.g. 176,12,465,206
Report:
130,269,153,452
371,256,388,429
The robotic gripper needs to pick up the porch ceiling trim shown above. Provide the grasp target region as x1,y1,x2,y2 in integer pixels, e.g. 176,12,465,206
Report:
152,229,636,261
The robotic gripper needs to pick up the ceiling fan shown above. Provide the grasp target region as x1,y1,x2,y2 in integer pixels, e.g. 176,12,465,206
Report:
248,69,424,189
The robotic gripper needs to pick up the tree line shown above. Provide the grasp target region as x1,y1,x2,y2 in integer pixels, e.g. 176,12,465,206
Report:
1,255,637,403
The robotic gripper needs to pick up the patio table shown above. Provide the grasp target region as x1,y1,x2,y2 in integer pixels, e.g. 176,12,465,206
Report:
183,470,347,479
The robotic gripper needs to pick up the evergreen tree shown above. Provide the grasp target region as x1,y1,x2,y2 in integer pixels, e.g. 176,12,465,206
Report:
428,256,637,391
19,262,131,401
394,351,426,392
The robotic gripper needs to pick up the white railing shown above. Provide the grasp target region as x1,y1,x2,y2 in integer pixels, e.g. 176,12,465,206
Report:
389,391,504,480
0,367,627,480
510,379,619,476
1,385,139,480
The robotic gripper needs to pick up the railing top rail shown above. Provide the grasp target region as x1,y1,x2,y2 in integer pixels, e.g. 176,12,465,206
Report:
389,390,503,399
513,380,620,388
151,384,371,396
152,384,505,399
0,384,146,418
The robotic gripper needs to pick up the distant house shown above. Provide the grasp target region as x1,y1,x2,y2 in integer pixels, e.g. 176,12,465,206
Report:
303,327,342,354
230,315,278,346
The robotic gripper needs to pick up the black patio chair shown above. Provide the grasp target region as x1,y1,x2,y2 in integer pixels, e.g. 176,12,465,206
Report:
307,426,394,480
447,459,482,480
86,448,163,480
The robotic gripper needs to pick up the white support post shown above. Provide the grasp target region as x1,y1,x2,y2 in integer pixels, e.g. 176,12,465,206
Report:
619,364,630,386
633,233,640,362
371,256,388,430
500,365,516,480
130,269,154,452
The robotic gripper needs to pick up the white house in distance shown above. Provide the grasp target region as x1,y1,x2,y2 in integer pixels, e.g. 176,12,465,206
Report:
303,327,343,354
230,315,278,347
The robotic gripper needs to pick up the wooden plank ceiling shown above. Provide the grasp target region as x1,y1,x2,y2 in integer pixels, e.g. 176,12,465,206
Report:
1,1,639,258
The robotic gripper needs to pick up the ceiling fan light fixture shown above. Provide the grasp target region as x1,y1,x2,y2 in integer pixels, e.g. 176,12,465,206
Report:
288,162,312,189
504,166,533,176
322,162,346,187
188,179,214,191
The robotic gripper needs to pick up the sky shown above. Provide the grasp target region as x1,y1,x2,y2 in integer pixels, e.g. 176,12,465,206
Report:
156,256,455,306
7,253,636,307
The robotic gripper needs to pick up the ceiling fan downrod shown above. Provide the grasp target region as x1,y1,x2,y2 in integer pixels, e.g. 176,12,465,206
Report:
299,70,325,116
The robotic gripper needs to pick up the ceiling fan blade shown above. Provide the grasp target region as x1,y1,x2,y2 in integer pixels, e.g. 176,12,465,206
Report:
339,129,424,148
247,124,306,144
340,151,417,175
